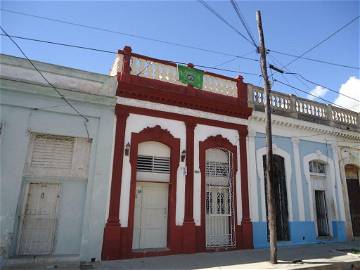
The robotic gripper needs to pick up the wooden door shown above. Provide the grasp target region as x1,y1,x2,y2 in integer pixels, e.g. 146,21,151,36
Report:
18,183,60,255
263,155,290,241
133,182,168,249
315,190,330,236
347,178,360,236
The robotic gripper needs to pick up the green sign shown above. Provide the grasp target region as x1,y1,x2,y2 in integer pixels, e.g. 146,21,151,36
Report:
178,65,204,89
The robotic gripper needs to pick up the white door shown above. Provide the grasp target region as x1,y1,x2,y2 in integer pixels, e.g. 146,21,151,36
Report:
133,182,168,249
18,183,60,255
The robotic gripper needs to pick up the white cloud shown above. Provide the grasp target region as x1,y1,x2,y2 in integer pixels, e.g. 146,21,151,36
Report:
334,76,360,112
306,85,328,101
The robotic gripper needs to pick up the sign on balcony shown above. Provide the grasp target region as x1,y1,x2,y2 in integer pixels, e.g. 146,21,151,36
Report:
178,65,204,89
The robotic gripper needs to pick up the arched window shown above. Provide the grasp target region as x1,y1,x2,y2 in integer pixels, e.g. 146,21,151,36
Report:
309,160,327,175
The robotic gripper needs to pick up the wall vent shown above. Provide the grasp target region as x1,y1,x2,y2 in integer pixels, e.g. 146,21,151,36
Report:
137,155,170,174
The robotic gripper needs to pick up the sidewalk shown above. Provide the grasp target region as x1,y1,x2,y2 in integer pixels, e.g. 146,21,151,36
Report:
3,241,360,270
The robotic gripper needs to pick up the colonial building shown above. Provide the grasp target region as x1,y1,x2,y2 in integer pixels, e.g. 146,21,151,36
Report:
247,84,360,247
0,54,116,264
102,46,359,260
101,46,254,259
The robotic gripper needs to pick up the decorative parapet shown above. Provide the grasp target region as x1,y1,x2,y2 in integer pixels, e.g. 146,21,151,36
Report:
248,84,359,131
112,47,240,98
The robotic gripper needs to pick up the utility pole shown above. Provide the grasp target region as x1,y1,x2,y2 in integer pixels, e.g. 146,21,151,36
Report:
256,10,278,264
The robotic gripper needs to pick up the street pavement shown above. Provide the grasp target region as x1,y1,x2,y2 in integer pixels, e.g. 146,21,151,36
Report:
3,241,360,270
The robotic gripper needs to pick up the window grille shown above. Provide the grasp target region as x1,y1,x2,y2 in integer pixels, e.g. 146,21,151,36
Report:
206,161,230,177
137,155,170,174
309,160,326,174
205,150,235,248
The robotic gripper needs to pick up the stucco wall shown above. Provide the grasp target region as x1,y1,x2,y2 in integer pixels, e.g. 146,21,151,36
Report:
0,54,116,261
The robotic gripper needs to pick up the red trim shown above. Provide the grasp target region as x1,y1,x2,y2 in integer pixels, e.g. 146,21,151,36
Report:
120,125,181,259
101,109,129,260
117,104,246,131
198,135,239,251
238,127,253,249
116,46,252,119
182,121,197,253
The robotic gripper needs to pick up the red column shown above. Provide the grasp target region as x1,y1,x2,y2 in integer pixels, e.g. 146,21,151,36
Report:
102,108,129,260
238,126,253,249
182,120,197,253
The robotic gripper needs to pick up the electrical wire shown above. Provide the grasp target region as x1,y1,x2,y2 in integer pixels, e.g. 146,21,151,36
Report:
283,15,360,68
268,49,360,70
0,33,261,76
229,0,258,48
2,8,358,71
0,26,90,139
274,79,355,112
0,8,259,62
197,0,255,47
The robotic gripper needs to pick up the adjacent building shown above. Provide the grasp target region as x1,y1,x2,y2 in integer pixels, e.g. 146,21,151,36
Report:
0,54,116,263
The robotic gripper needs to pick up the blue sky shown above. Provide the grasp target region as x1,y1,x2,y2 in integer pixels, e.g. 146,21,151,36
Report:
1,1,359,110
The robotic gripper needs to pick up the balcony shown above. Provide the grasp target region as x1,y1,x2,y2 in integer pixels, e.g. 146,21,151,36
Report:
248,84,360,132
111,46,252,119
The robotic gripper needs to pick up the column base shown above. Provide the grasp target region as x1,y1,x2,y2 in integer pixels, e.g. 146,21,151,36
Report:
240,218,253,249
101,223,121,260
182,220,196,253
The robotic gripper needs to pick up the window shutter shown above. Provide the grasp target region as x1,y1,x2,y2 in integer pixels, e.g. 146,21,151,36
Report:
31,134,74,170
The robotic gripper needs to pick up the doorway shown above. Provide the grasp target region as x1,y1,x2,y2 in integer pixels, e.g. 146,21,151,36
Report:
263,154,290,241
18,183,60,255
314,190,330,236
345,164,360,237
205,148,235,248
132,182,169,249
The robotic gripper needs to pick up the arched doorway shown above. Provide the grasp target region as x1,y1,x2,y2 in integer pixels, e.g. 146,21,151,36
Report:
205,148,236,248
132,141,171,249
345,164,360,237
262,154,290,241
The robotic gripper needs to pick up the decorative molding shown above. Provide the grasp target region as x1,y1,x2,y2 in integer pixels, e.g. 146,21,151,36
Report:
197,135,241,251
117,97,248,126
256,145,294,222
303,151,337,237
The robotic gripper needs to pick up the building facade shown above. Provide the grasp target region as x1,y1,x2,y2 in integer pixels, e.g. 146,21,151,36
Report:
0,54,116,263
101,47,254,260
247,84,360,247
102,47,360,260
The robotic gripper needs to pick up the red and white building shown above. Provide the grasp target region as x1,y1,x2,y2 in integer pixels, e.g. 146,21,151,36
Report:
102,46,254,260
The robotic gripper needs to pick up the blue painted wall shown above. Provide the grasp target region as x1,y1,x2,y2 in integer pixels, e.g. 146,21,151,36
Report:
252,133,346,248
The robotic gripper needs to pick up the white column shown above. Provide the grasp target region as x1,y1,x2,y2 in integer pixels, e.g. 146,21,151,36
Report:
247,129,259,222
331,141,346,221
292,138,305,221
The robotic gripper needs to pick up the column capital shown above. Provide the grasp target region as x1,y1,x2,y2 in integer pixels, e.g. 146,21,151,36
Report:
185,119,197,130
291,137,300,145
237,125,248,137
115,107,130,120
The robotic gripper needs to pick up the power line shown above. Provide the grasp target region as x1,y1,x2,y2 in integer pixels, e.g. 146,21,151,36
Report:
292,73,360,103
274,79,354,112
268,59,360,104
268,49,360,70
197,0,256,47
0,33,261,77
283,15,360,68
3,8,359,71
229,0,257,48
0,26,90,139
0,8,259,62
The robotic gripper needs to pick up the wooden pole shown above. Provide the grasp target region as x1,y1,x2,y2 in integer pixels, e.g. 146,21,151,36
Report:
256,10,278,264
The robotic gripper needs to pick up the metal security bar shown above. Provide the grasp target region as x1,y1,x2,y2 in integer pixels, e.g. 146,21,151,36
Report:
205,149,236,248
